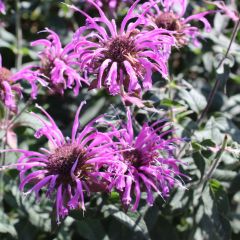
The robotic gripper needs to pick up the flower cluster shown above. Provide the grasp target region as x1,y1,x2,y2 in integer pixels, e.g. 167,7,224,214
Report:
1,0,234,224
109,109,185,210
0,0,215,109
1,102,184,222
143,0,213,47
0,54,22,112
71,0,175,103
14,28,88,97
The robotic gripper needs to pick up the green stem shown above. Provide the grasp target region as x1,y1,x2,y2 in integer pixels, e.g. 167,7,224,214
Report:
177,19,240,158
0,107,9,209
195,135,228,190
15,0,23,70
3,98,33,141
197,18,240,125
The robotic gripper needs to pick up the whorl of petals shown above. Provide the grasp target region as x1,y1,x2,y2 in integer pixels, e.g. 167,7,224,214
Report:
143,0,214,47
70,0,175,103
1,102,124,223
108,109,186,210
13,28,88,97
0,54,22,112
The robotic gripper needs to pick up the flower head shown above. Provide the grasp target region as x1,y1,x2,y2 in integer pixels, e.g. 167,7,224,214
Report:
76,0,133,14
143,0,213,47
71,0,175,102
0,0,6,15
94,0,133,12
0,54,22,112
1,102,122,223
109,109,185,210
13,28,88,98
206,0,239,22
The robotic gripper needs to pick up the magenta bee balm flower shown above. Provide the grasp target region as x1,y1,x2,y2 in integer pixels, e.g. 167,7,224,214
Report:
95,0,134,12
1,102,123,223
0,54,22,112
0,0,6,15
207,1,239,22
109,109,185,210
143,0,213,47
71,0,175,103
13,28,88,98
76,0,133,14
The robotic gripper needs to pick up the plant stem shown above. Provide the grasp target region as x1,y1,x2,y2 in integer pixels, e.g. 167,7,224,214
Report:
197,18,240,125
177,19,240,158
0,108,9,209
1,108,9,165
15,0,22,70
196,135,228,190
3,98,33,141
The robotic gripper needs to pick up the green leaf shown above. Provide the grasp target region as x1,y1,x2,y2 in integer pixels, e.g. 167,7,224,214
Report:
0,211,17,238
149,216,179,240
109,191,120,203
197,183,231,240
193,152,206,179
195,117,223,145
160,99,183,107
0,101,5,119
75,219,109,240
179,88,207,114
168,188,192,213
103,205,149,239
209,179,230,215
14,112,42,130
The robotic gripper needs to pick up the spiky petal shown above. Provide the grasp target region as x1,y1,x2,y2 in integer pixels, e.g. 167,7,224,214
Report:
109,109,186,210
143,0,214,47
0,0,6,15
0,54,22,112
71,0,175,103
13,28,88,97
1,102,123,223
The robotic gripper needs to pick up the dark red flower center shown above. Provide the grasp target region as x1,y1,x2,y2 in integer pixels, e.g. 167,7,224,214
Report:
105,36,137,63
46,144,88,183
123,149,142,167
39,59,65,94
40,59,54,79
155,12,181,31
0,67,12,83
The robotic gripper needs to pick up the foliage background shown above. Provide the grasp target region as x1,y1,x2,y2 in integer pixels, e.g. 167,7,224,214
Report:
0,0,240,239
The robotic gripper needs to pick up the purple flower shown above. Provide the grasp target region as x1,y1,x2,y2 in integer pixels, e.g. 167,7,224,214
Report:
75,0,133,14
109,109,185,210
93,0,133,11
0,54,22,112
0,0,6,15
207,1,239,22
13,28,88,98
1,102,123,223
70,0,175,103
143,0,214,47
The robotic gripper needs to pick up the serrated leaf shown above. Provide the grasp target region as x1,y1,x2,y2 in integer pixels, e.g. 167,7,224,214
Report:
75,219,109,240
193,152,206,178
209,179,229,215
195,117,223,144
199,183,231,240
103,205,149,239
161,98,183,107
14,112,42,130
179,88,207,114
0,210,17,237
